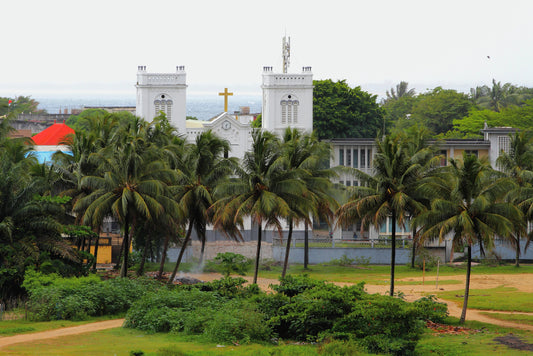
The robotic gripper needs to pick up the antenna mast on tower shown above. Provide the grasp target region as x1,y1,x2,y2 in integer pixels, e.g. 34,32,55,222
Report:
282,36,290,73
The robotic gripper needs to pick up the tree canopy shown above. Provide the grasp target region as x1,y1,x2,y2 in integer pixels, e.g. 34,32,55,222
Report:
313,79,384,140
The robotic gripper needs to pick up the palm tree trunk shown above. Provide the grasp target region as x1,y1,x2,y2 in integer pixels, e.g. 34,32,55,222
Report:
253,219,262,284
115,233,125,271
411,227,417,268
390,212,396,297
157,234,170,279
303,222,309,269
92,228,101,272
281,219,294,278
199,231,206,266
168,221,193,284
137,233,151,276
515,236,520,267
120,219,130,278
460,245,472,323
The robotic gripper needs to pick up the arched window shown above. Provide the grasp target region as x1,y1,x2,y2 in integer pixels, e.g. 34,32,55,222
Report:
154,94,173,120
280,94,299,125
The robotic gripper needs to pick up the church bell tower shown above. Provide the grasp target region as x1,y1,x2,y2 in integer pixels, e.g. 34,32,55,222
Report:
261,37,313,135
136,66,187,134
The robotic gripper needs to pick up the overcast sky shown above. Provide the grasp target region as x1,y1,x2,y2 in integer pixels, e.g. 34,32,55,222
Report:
2,0,533,99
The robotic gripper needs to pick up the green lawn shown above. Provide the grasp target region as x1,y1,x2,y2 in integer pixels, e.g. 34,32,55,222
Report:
436,287,533,313
3,319,533,355
8,262,532,355
479,312,533,326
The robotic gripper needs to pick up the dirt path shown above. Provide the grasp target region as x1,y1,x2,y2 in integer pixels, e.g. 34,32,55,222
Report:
2,272,533,348
0,319,124,348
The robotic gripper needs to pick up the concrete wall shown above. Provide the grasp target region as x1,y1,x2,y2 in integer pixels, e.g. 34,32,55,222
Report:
272,246,413,265
471,239,533,261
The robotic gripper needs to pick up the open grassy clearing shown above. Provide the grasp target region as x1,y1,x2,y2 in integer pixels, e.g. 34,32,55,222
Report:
252,263,533,284
416,319,533,355
0,314,123,336
479,312,533,326
436,287,533,313
3,319,533,355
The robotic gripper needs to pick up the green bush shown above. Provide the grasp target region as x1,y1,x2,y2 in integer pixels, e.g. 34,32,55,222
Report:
318,339,366,355
412,295,449,323
126,288,272,344
331,294,424,355
271,274,326,298
124,289,221,333
210,252,252,277
204,300,272,344
272,283,365,341
23,270,160,321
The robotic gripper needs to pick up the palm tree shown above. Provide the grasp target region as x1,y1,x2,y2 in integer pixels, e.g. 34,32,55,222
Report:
279,128,337,278
337,133,426,296
212,130,306,284
167,130,235,283
385,81,416,103
74,125,178,277
496,131,533,267
416,152,519,323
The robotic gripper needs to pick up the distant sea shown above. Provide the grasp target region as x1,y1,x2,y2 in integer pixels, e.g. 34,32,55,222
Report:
35,95,262,121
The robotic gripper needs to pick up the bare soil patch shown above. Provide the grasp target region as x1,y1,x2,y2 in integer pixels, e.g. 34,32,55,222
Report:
494,334,533,351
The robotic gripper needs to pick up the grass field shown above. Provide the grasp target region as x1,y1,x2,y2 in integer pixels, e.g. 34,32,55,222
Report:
3,263,533,355
2,319,533,355
437,287,533,313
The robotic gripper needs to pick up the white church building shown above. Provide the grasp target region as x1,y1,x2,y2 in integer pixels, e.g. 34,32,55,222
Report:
135,39,314,245
135,51,313,160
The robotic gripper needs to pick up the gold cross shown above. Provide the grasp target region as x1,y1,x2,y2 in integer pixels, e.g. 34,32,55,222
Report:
218,88,233,112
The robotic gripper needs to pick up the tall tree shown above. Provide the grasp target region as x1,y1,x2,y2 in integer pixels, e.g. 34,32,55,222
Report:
337,133,426,296
385,81,416,103
279,128,337,277
416,152,519,323
74,120,177,277
496,131,533,267
212,130,306,284
410,87,472,135
313,79,384,139
167,130,235,283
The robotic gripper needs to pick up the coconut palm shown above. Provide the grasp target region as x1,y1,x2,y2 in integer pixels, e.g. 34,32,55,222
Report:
212,130,306,284
74,124,178,277
279,128,337,278
385,81,416,103
337,133,426,296
416,152,519,323
167,130,235,283
497,131,533,267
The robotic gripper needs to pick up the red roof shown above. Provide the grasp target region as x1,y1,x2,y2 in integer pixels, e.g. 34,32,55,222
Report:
32,123,75,145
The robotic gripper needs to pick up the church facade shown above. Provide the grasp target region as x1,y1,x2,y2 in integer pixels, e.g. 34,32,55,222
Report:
135,65,313,159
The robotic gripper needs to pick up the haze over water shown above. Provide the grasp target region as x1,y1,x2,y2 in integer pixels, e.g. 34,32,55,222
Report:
36,95,262,121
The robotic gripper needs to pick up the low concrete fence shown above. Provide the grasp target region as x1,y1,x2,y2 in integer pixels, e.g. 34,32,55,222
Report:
272,238,418,265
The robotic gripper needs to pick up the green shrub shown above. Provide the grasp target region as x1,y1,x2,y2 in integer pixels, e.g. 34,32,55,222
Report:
332,294,424,355
328,254,354,266
125,288,221,332
190,276,261,299
270,283,366,340
271,274,325,298
211,252,252,277
204,300,272,344
414,248,441,270
412,295,448,323
23,270,160,321
318,339,366,355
